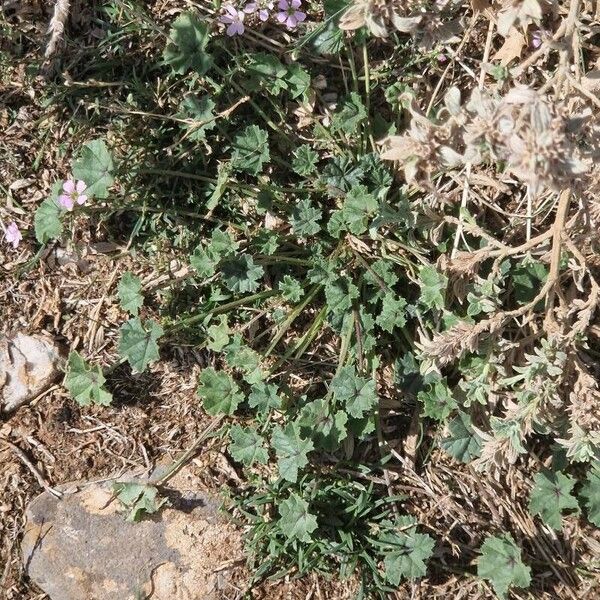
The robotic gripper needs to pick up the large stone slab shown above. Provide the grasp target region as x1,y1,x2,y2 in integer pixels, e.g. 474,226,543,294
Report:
21,470,244,600
0,333,62,412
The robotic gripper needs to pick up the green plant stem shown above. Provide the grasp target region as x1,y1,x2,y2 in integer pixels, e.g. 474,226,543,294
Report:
137,167,311,195
264,284,323,357
167,289,278,334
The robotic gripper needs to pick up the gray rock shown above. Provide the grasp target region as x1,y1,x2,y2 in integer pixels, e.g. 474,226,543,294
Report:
0,333,62,412
22,470,244,600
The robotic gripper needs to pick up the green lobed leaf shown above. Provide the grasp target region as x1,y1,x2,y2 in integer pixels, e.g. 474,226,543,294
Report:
64,351,112,407
418,266,447,311
285,63,311,99
339,184,378,235
118,318,163,374
331,92,368,136
243,53,289,95
231,125,270,176
221,255,264,294
197,367,243,416
34,181,63,243
34,199,63,244
418,379,457,422
178,94,216,141
477,534,531,599
292,145,319,176
330,366,378,419
272,423,314,483
112,482,167,522
376,293,407,333
321,156,365,196
580,465,600,526
290,198,322,237
225,335,264,384
383,530,435,584
72,139,114,199
440,411,482,463
206,315,230,352
528,470,579,529
117,272,143,316
279,275,304,303
248,382,282,413
190,246,218,278
163,12,212,74
298,398,348,451
324,277,359,316
229,425,268,466
278,493,318,542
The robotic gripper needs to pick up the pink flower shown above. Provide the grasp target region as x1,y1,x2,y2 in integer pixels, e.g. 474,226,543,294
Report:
220,5,245,36
58,179,88,211
3,221,22,249
531,30,543,49
245,1,273,21
276,0,306,29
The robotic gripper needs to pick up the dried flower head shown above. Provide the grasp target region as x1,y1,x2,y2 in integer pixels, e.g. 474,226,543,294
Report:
339,0,462,47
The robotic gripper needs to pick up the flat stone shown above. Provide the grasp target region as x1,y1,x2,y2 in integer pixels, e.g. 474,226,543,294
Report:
0,333,62,412
22,469,244,600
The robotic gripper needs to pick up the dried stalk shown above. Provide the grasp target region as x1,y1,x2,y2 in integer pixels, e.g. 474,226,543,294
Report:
45,0,71,59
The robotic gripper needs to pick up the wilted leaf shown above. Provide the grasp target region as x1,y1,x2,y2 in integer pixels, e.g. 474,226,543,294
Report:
493,28,526,66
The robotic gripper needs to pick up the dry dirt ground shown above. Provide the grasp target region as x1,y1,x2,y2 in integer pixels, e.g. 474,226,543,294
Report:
1,2,599,600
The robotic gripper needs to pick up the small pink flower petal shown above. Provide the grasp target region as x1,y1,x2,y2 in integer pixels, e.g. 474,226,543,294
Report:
259,8,269,20
219,15,234,24
278,0,288,9
227,21,244,35
63,179,75,194
291,0,301,8
76,180,87,193
4,222,22,249
294,10,306,22
276,11,287,22
76,194,88,205
244,2,257,13
58,194,74,210
286,14,297,28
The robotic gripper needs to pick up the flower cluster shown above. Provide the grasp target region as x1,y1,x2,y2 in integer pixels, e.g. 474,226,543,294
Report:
2,178,90,250
219,0,306,36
